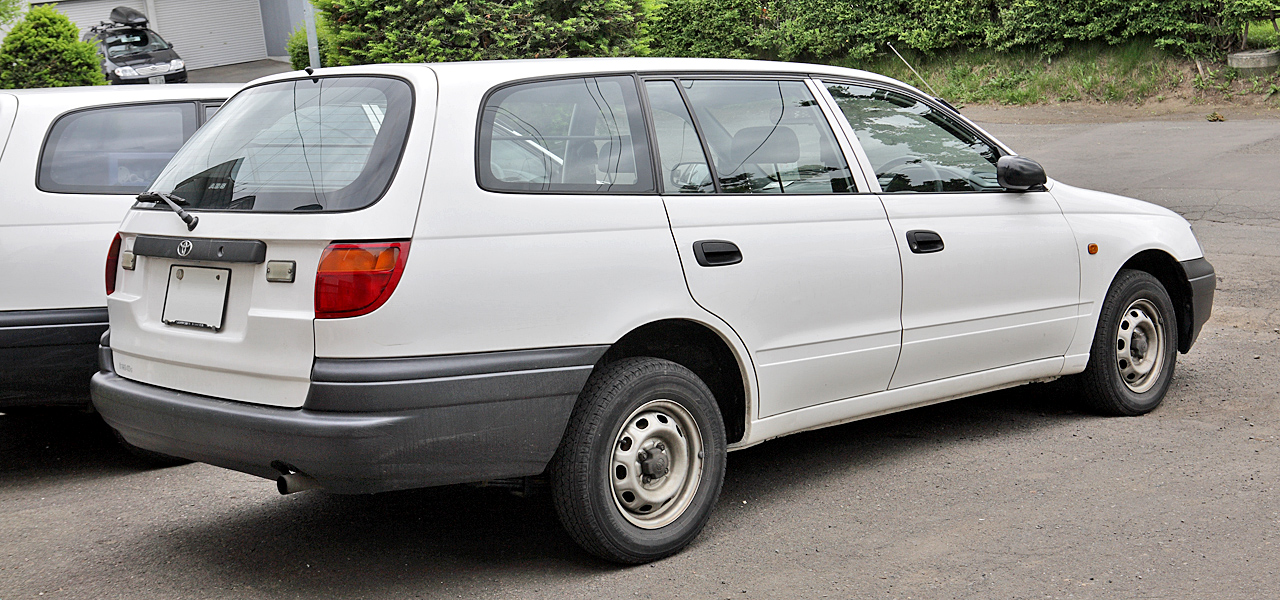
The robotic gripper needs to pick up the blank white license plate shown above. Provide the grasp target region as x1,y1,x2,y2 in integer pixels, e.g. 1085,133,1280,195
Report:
148,75,166,84
162,266,230,331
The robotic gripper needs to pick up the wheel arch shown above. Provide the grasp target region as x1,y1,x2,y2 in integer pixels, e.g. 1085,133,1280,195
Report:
597,319,750,444
1118,249,1195,353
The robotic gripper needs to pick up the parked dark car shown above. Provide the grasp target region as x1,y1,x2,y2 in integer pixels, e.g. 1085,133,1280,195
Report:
84,7,187,85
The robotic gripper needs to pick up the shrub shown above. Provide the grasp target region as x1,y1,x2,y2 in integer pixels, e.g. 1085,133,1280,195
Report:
316,0,650,65
287,11,339,69
648,0,1277,61
0,5,106,88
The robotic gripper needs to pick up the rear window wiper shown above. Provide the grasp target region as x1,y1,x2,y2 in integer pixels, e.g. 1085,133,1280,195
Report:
136,191,199,231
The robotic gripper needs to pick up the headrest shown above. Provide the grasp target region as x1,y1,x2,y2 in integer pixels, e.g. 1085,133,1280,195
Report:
597,140,637,174
730,126,799,165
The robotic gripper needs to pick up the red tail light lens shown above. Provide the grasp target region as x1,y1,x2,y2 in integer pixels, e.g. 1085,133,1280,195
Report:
315,241,410,319
105,233,122,295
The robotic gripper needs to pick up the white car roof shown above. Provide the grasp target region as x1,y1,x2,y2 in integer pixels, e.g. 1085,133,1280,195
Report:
0,83,241,111
244,57,926,97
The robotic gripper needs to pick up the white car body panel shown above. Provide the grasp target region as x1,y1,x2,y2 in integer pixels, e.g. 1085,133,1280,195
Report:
666,194,903,418
1049,183,1205,373
879,191,1081,388
0,85,238,313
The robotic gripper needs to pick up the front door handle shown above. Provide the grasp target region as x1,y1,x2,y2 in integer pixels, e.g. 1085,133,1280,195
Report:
906,230,945,254
693,240,742,267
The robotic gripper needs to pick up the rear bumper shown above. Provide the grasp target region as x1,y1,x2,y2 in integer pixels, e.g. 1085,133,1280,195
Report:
91,344,607,494
0,308,107,407
1180,257,1215,352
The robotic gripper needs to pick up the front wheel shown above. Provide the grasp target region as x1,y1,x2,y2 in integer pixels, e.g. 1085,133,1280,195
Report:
1079,270,1179,415
550,357,726,563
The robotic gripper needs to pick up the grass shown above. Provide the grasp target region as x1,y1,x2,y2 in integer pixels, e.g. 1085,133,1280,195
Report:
1245,19,1280,49
837,39,1280,106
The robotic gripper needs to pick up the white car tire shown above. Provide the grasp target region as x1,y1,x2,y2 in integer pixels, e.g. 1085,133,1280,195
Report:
550,357,726,563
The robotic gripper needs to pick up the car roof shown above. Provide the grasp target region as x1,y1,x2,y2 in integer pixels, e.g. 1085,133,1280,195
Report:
0,84,241,110
247,57,924,97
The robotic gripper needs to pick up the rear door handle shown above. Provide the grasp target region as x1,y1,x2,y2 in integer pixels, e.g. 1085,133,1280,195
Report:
906,230,945,254
693,240,742,267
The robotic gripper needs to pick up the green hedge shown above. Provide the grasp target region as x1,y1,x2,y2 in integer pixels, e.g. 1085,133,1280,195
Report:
313,0,1277,66
648,0,1277,61
315,0,650,65
0,5,106,89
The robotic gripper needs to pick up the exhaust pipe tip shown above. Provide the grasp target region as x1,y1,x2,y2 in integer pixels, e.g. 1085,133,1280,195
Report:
277,472,322,495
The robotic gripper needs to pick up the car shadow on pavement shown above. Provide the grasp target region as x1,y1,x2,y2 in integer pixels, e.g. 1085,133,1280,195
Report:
110,381,1096,596
0,405,160,480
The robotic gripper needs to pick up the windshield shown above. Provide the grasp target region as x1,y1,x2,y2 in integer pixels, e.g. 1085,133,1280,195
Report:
147,76,413,212
103,29,170,58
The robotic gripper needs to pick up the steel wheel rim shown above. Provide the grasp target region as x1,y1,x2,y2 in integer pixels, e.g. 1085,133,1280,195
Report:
610,399,704,529
1115,298,1165,394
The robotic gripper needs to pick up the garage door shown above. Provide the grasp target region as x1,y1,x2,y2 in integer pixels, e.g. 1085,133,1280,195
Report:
153,0,267,70
37,0,147,39
35,0,267,71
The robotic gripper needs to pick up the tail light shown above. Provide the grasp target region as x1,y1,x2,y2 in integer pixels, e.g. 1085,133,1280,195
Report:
315,241,410,319
105,233,122,295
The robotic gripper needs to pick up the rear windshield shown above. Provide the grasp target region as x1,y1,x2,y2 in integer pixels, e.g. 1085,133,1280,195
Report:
147,76,413,213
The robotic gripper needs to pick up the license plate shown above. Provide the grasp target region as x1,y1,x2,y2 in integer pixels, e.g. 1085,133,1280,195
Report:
162,266,230,331
148,75,166,84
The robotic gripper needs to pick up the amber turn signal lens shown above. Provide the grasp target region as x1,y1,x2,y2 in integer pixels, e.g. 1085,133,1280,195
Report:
317,246,399,273
1088,243,1099,255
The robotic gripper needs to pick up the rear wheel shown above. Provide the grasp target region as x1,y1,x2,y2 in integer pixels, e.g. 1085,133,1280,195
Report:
1080,270,1178,416
550,357,726,563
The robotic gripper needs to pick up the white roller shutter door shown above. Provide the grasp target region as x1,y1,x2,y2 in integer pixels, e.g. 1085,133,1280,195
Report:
35,0,147,38
153,0,268,69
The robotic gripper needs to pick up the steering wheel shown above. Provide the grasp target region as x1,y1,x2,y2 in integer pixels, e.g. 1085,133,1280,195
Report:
876,155,943,193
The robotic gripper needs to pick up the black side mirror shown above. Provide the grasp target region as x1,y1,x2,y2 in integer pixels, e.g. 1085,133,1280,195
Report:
997,155,1047,191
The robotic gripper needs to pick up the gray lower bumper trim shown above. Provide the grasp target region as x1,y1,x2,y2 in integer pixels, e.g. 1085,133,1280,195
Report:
304,345,608,412
92,370,581,494
1181,257,1215,352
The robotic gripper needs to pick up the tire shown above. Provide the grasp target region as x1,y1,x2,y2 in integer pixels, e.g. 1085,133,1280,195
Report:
550,357,727,564
111,428,193,468
1079,269,1179,416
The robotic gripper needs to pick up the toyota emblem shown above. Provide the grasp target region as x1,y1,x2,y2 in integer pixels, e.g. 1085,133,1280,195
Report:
177,239,193,257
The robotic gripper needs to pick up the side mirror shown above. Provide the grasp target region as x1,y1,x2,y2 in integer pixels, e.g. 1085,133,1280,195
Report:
997,155,1047,191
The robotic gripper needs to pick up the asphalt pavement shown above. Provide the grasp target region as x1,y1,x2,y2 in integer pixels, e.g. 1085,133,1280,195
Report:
2,112,1278,599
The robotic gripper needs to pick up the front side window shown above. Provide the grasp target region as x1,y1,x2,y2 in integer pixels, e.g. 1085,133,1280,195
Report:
478,76,653,193
39,102,197,194
680,79,854,194
825,83,1001,193
149,76,413,212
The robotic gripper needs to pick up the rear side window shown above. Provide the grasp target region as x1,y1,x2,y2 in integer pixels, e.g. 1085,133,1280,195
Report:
478,76,654,194
149,76,413,212
680,80,854,194
38,102,198,194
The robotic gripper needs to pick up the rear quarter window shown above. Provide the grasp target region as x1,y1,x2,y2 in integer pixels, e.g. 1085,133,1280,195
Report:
477,76,654,194
38,102,198,194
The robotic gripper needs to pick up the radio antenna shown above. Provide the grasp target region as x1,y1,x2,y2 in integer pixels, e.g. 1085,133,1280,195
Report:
887,42,942,98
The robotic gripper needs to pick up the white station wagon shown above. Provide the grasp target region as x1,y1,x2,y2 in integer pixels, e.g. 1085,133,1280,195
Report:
91,58,1214,563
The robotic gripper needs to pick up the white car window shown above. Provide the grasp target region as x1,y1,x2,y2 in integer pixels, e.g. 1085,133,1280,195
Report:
680,79,854,194
825,83,1001,193
478,76,654,194
38,102,197,194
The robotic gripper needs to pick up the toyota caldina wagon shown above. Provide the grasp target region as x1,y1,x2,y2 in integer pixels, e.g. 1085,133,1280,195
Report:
91,59,1214,563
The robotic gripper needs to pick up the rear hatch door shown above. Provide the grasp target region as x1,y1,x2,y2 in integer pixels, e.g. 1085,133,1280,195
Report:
108,69,436,408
